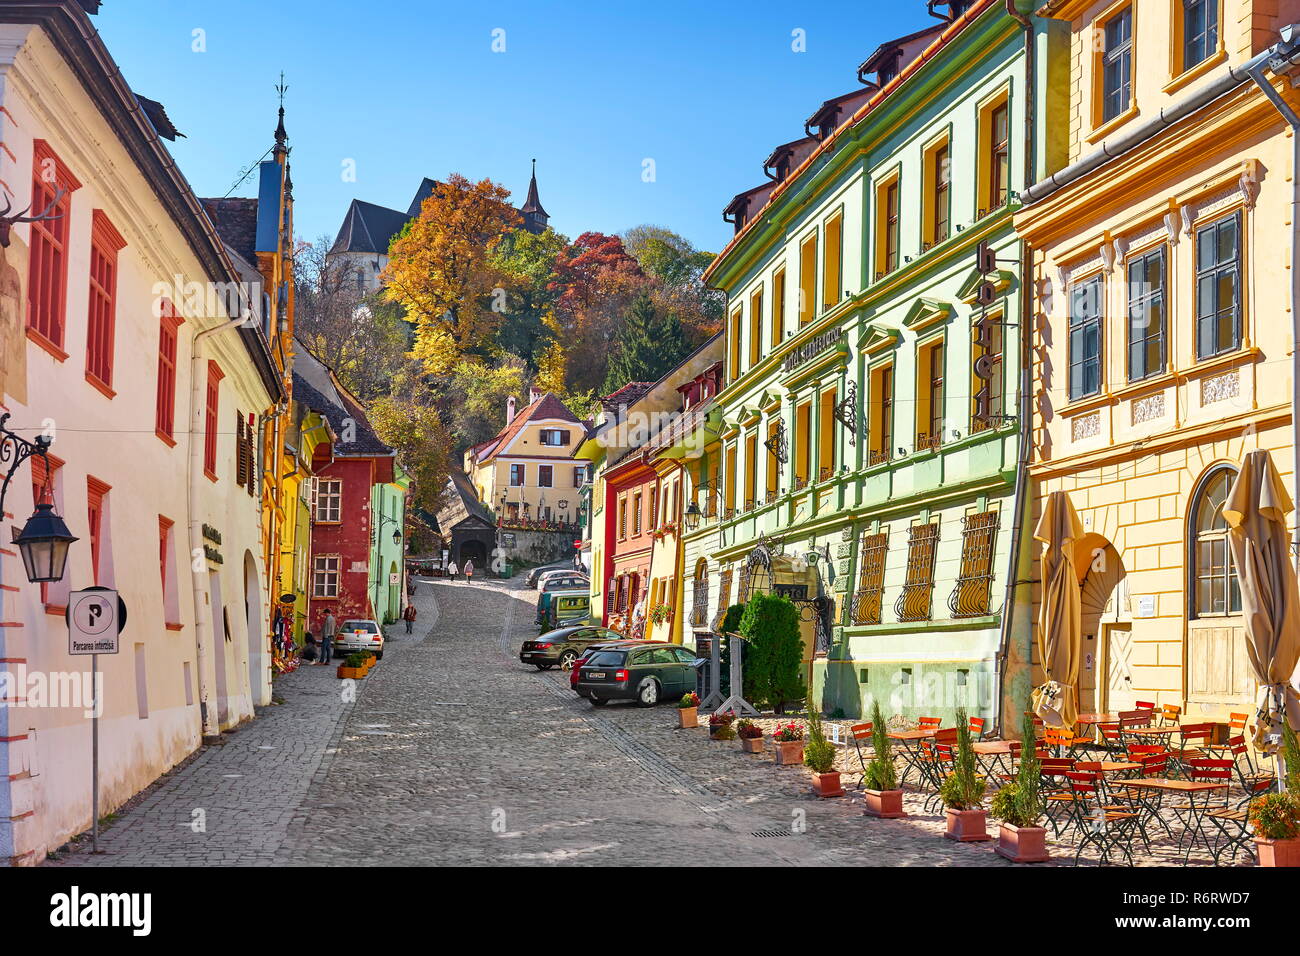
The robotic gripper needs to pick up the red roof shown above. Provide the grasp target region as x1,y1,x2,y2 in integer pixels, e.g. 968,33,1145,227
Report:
472,392,581,465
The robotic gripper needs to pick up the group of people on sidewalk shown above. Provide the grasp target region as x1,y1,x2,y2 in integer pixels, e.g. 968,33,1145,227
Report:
444,558,475,582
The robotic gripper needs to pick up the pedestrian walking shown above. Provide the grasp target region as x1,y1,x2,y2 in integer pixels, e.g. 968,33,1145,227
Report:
447,560,458,582
319,609,336,665
463,558,474,582
402,603,417,634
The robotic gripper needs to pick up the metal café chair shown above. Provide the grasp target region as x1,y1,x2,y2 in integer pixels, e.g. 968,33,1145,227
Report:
1207,774,1274,866
850,721,875,785
1064,771,1141,866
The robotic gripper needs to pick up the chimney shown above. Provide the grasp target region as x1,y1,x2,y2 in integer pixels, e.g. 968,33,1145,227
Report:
529,386,544,404
506,396,517,422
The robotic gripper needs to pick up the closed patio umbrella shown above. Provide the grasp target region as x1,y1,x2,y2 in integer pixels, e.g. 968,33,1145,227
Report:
1032,490,1085,730
1223,449,1300,766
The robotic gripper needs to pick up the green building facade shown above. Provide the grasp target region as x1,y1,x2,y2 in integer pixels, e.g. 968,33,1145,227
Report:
700,1,1064,727
369,463,411,625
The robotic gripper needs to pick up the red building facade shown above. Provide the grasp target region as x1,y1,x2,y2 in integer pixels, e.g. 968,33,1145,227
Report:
602,454,658,635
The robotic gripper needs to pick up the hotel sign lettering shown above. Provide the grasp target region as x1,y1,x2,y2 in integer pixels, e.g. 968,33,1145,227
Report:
782,329,845,374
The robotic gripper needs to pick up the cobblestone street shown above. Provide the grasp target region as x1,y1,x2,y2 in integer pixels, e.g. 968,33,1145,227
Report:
44,578,1235,867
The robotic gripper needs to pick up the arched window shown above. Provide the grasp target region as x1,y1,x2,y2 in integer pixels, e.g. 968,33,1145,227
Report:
1190,467,1241,618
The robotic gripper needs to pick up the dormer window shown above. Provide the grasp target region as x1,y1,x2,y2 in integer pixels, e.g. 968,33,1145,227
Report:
879,54,901,85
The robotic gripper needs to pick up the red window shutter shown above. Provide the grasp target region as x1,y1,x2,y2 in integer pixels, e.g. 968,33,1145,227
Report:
235,414,247,487
26,141,81,352
155,300,184,441
158,515,173,608
85,210,126,392
246,414,257,498
203,360,224,479
87,477,110,586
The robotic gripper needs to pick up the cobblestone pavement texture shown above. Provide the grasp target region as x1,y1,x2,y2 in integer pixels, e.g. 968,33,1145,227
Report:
46,578,1241,866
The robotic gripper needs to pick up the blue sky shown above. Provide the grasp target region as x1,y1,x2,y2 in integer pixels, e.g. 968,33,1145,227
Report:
97,1,925,255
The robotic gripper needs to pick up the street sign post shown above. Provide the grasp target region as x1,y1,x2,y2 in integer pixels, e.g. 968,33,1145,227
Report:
66,587,124,855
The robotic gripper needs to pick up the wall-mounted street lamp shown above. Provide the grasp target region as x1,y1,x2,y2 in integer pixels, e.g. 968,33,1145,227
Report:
2,414,76,584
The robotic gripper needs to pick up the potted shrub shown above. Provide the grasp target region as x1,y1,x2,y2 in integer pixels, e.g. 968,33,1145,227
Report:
1250,792,1300,866
991,711,1049,862
771,721,805,765
709,711,736,741
1251,724,1300,867
336,652,366,680
863,701,905,819
736,719,764,754
940,709,989,842
804,708,843,797
677,692,700,729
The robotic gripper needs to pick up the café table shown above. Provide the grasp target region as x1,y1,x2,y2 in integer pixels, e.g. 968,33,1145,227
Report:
888,728,938,787
1074,713,1121,747
1118,778,1229,863
973,740,1013,778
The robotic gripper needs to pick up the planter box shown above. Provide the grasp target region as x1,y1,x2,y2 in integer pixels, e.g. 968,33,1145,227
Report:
677,707,698,729
994,823,1050,863
864,789,907,819
1255,836,1300,867
811,771,844,798
943,808,991,842
740,737,764,754
773,740,805,765
336,666,363,680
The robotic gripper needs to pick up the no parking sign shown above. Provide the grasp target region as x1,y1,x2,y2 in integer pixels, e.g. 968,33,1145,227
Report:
66,587,126,655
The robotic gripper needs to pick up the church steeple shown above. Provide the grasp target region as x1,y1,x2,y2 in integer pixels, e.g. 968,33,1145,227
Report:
520,158,548,234
273,72,289,159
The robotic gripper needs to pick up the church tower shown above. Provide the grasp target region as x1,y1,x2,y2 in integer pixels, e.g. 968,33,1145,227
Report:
520,159,548,234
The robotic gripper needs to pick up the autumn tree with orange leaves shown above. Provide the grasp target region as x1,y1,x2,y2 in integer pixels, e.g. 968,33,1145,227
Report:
381,173,522,374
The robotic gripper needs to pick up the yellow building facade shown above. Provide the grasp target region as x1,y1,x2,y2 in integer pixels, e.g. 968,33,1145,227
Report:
465,391,589,526
1018,0,1300,721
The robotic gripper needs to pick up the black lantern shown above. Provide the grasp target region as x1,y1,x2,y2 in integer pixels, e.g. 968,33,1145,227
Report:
13,502,78,584
392,528,402,545
684,501,702,530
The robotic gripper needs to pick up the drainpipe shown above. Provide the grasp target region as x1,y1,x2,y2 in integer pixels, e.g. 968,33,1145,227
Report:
993,0,1036,739
1244,51,1300,571
187,310,251,739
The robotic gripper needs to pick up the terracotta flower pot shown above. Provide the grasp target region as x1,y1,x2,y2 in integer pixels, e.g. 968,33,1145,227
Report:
1254,836,1300,867
811,771,844,798
943,808,991,842
678,707,699,729
741,737,764,754
773,740,804,765
864,789,907,819
994,823,1050,863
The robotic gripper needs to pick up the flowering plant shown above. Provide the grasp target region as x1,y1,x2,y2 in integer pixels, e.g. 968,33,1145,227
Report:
678,692,700,710
708,710,735,727
771,721,804,742
736,719,763,740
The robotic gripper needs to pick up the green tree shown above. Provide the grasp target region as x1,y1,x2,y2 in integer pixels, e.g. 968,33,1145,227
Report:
367,389,453,515
739,592,805,713
438,356,530,452
489,226,568,369
602,291,690,393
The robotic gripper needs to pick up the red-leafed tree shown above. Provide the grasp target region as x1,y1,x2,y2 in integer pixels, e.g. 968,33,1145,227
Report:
543,232,651,394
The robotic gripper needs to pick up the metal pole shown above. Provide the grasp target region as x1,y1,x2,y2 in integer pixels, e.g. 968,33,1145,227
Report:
91,652,99,854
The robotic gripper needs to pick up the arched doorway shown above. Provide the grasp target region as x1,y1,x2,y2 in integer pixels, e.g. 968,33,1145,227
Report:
459,539,488,569
1185,464,1252,715
387,561,399,622
244,551,265,706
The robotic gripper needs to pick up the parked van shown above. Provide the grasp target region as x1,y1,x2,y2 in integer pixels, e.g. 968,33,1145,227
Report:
539,590,592,632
